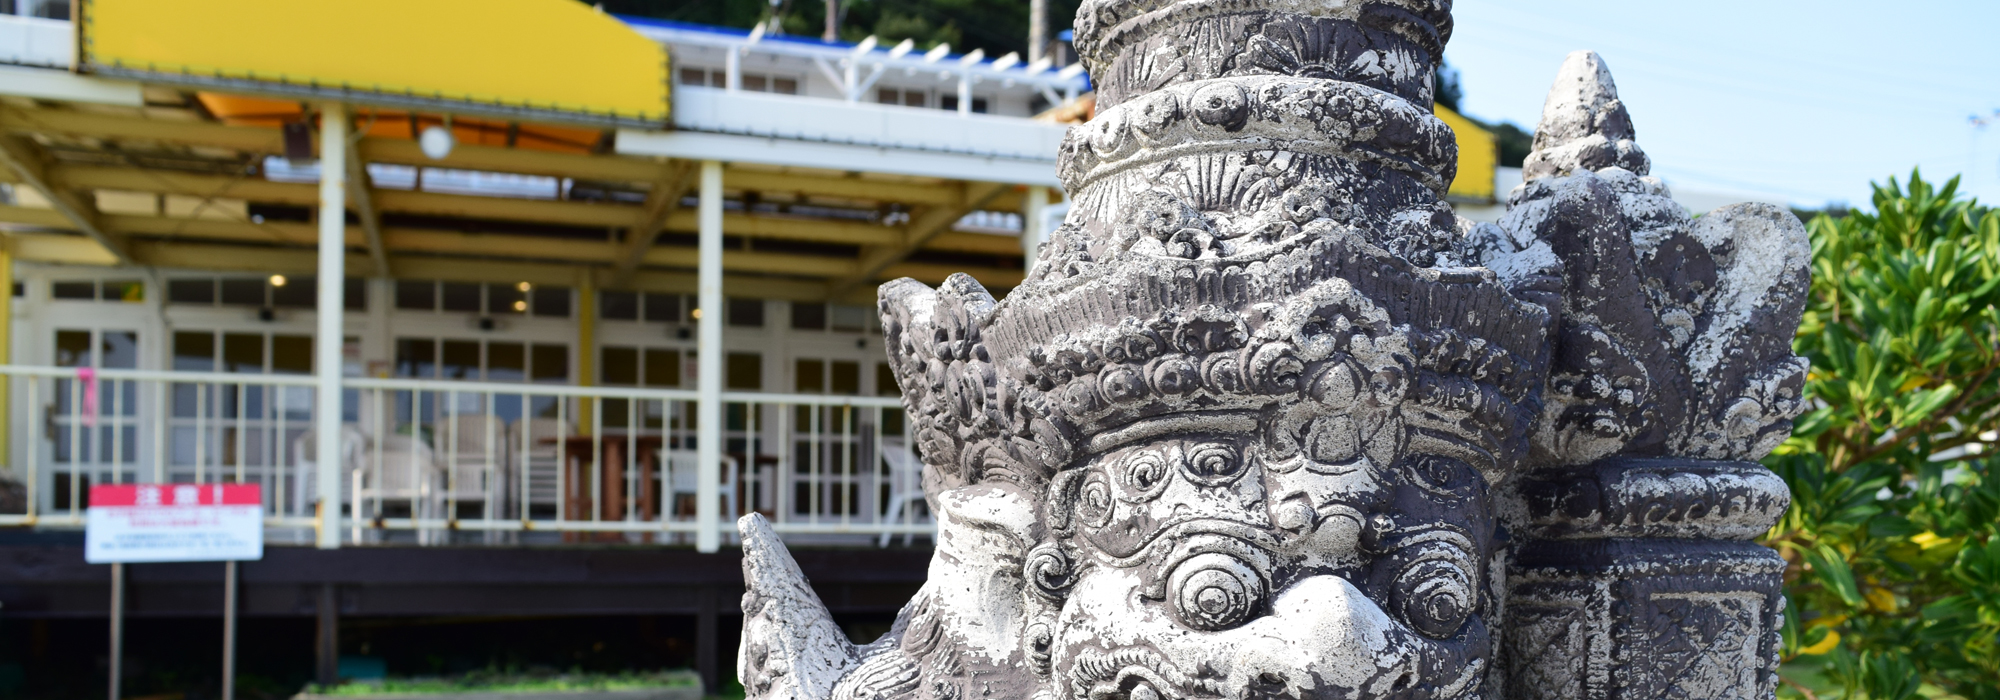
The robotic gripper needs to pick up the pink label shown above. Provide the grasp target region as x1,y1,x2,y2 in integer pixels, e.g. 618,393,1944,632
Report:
90,483,262,507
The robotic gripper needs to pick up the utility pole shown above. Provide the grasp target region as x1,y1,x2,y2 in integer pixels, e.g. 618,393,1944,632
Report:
1028,0,1047,63
823,0,837,42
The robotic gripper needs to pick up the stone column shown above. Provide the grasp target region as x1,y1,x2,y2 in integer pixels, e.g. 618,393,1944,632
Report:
1501,459,1789,699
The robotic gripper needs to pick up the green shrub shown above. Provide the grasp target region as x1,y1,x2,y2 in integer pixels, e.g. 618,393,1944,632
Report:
1767,171,2000,699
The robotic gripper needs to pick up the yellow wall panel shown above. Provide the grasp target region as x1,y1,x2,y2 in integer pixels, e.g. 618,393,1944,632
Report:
82,0,667,123
1435,105,1497,203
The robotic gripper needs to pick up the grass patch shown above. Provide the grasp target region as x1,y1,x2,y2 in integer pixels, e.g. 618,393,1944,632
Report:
312,669,698,697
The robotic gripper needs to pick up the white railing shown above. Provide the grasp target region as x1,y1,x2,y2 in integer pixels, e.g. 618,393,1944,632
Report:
0,14,73,68
0,366,932,546
627,19,1090,110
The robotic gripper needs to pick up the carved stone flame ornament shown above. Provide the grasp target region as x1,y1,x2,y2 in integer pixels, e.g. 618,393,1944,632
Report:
736,2,1810,699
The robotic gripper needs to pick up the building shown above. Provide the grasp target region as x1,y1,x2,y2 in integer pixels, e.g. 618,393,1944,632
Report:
0,1,1085,695
0,2,1514,696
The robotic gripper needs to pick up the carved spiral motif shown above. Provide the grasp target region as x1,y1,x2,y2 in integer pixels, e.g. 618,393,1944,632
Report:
1079,477,1117,528
1120,452,1172,500
1166,552,1265,631
1182,443,1244,486
1025,544,1077,600
1023,622,1055,676
1391,553,1476,639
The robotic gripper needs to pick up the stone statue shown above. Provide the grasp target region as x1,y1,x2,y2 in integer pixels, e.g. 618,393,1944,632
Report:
735,1,1811,698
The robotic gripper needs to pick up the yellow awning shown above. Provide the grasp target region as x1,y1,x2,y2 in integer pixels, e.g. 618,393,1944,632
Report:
1435,105,1497,203
78,0,668,127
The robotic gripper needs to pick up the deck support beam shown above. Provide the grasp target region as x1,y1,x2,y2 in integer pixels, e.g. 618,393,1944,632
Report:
346,141,390,276
609,160,695,289
695,160,724,553
829,180,1010,298
0,135,131,265
314,103,348,550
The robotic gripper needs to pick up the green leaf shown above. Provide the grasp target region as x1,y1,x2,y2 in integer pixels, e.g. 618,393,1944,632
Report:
1807,544,1864,608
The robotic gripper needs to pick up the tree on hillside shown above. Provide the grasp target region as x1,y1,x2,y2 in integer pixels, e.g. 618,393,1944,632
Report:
1433,61,1464,112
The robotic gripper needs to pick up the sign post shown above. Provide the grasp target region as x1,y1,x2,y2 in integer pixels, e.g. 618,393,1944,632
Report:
87,483,263,700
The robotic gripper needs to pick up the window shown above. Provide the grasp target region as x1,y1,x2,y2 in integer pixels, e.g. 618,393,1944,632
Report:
394,337,570,422
602,346,639,386
791,302,827,331
878,88,926,107
940,96,989,113
644,349,681,387
170,279,217,305
678,68,794,94
794,358,860,395
830,361,860,395
271,276,315,308
54,328,140,468
600,290,639,320
831,304,871,333
399,280,555,316
531,344,569,382
795,358,824,393
600,345,685,428
487,282,526,314
876,363,900,396
52,281,94,300
531,287,571,317
219,278,264,306
728,297,764,327
644,293,683,323
49,280,143,302
878,362,905,433
394,339,570,382
599,291,684,322
601,346,682,387
172,276,360,309
726,353,762,390
396,280,437,311
441,282,480,312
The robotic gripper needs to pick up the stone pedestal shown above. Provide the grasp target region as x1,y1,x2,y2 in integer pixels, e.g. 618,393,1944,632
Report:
1503,459,1789,699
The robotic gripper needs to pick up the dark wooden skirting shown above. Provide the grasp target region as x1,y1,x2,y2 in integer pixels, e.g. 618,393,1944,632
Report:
0,542,932,619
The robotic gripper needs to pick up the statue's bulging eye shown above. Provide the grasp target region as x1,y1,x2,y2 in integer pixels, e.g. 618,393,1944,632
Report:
1166,552,1265,631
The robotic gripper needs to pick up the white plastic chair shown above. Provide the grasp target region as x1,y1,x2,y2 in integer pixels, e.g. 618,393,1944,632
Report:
876,438,930,547
661,449,739,537
290,424,367,511
438,413,507,505
293,426,442,541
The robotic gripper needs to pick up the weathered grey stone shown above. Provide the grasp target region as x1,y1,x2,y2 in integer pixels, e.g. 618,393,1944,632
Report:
737,5,1808,700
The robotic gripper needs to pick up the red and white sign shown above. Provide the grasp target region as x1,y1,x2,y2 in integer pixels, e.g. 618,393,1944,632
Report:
85,484,264,563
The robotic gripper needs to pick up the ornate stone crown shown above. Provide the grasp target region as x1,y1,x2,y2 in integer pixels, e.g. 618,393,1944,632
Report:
886,0,1545,493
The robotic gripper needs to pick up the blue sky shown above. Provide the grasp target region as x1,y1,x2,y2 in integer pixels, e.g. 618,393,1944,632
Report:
1443,0,2000,209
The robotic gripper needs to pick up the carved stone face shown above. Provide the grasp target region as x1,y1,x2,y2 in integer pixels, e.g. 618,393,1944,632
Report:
1034,412,1497,699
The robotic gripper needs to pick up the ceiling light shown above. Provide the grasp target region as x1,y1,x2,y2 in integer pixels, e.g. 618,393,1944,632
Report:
419,124,454,160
